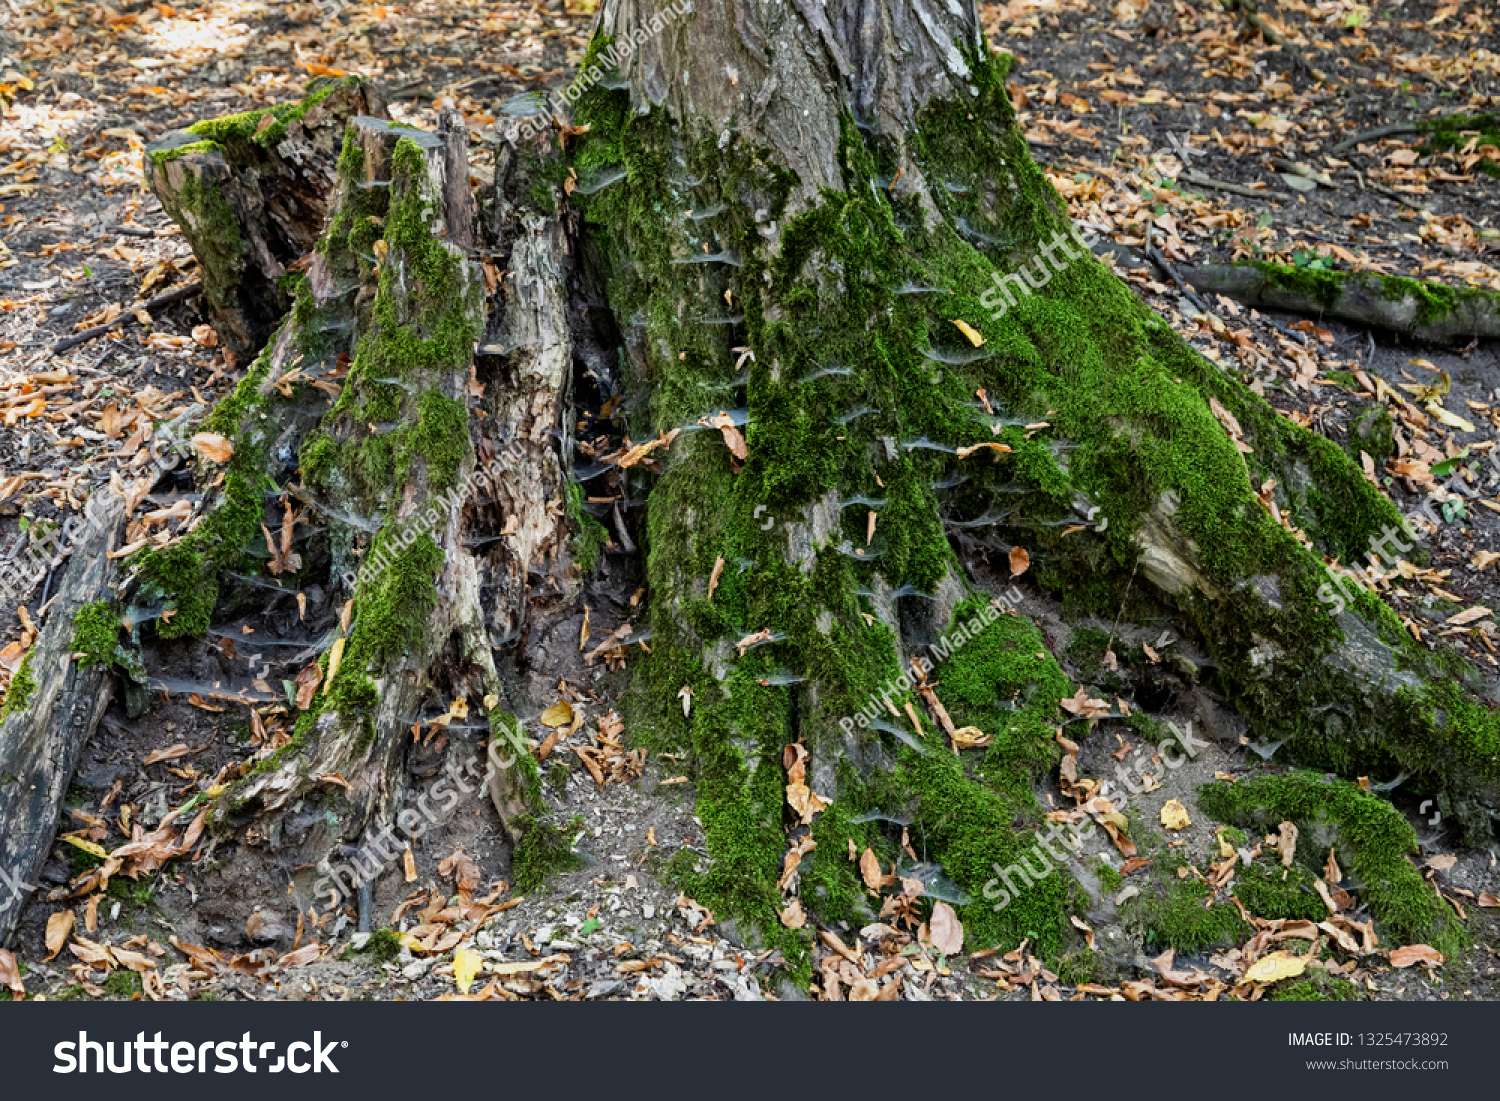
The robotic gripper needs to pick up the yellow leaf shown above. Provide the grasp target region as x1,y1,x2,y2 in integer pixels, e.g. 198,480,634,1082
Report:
1244,950,1309,984
952,319,985,347
453,946,482,994
62,835,108,859
323,636,345,693
1159,799,1191,831
1426,402,1476,433
540,700,574,728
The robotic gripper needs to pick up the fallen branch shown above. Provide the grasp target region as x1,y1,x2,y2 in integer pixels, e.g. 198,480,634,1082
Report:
1183,261,1500,344
1182,169,1293,202
49,281,202,356
1330,122,1424,155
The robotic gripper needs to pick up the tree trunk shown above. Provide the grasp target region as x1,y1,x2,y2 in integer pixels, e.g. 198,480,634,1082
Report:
10,0,1495,967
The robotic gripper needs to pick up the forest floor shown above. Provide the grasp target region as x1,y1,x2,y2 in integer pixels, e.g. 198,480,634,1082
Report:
0,0,1498,1002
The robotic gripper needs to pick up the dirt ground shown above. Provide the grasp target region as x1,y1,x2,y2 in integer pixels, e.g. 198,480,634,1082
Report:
1,0,1498,1002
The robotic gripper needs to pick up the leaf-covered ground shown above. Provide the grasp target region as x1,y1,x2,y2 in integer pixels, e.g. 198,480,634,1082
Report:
1,0,1498,1002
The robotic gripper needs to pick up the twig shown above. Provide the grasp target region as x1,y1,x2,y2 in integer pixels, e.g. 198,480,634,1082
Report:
1219,0,1336,86
1181,169,1292,202
1330,123,1423,155
1145,222,1211,315
49,281,202,355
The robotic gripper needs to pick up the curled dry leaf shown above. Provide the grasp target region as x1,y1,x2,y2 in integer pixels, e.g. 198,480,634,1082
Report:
952,319,985,347
293,661,322,710
1159,799,1191,831
0,948,24,998
1274,821,1299,868
778,897,807,929
1009,546,1030,578
705,412,747,461
190,432,233,464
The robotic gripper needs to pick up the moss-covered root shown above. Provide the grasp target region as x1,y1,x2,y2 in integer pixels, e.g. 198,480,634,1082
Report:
1184,261,1500,344
1198,772,1464,958
1417,114,1500,178
143,76,386,360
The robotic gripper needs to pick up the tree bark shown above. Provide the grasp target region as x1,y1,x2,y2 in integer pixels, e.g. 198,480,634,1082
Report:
0,495,124,944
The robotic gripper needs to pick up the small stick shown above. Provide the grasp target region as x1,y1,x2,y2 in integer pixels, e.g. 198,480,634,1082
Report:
49,281,202,355
1331,123,1424,155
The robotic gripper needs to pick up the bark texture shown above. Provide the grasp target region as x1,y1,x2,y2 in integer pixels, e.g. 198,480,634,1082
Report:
0,495,124,944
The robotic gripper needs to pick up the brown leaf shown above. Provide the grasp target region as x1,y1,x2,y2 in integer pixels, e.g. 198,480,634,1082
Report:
142,743,191,766
293,661,322,710
778,897,807,929
190,432,233,463
929,900,964,955
1390,944,1445,968
45,910,74,961
706,412,747,462
859,848,883,892
1274,821,1299,868
0,948,24,997
1009,546,1030,578
707,555,724,601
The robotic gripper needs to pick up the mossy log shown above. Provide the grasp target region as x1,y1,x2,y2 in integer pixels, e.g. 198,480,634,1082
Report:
144,76,386,362
1185,260,1500,343
38,0,1488,967
0,494,124,944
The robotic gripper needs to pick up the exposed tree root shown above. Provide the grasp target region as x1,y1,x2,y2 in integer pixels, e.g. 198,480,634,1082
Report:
1184,261,1500,343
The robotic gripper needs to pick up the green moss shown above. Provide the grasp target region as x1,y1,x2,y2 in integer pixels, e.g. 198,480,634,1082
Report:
566,482,610,573
511,815,584,894
147,138,222,167
1417,113,1500,177
1347,405,1394,467
363,927,403,963
186,76,368,152
72,601,121,669
1198,771,1464,956
0,650,36,720
1270,972,1364,1001
102,970,143,999
1124,859,1250,951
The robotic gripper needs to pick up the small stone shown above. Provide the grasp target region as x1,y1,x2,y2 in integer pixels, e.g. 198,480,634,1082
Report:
643,904,656,919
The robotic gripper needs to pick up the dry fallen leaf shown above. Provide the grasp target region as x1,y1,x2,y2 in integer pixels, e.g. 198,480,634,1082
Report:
190,432,233,463
929,900,965,955
952,319,985,347
778,897,807,929
1275,821,1299,868
859,847,884,892
1390,944,1445,968
45,909,75,961
1159,799,1191,831
0,948,23,998
453,946,483,994
707,555,724,601
540,700,574,728
1009,546,1030,578
1244,950,1309,984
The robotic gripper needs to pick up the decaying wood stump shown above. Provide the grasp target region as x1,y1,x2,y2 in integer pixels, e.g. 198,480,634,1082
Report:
144,76,386,362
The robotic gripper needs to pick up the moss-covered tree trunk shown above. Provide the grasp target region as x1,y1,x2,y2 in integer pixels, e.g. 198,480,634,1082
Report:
9,2,1496,965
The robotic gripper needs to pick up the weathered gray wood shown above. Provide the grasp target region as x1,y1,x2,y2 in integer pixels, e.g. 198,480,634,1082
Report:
0,494,124,945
